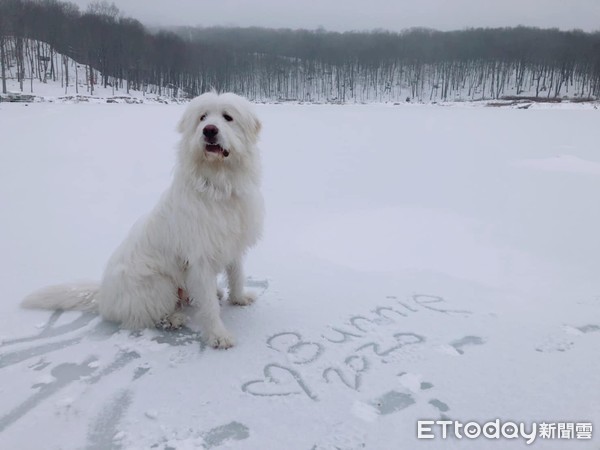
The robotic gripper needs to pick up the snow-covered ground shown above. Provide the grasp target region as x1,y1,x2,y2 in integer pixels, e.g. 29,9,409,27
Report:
0,102,599,449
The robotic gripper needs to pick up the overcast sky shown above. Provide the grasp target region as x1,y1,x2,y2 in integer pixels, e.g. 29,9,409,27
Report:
69,0,600,32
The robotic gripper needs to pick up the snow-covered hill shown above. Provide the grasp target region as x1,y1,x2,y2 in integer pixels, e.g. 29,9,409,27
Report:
2,38,598,105
1,38,181,104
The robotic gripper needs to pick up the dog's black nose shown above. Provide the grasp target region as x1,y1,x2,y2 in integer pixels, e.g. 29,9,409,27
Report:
203,125,219,138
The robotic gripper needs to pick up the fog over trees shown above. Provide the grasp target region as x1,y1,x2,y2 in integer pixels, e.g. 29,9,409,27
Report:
1,0,599,101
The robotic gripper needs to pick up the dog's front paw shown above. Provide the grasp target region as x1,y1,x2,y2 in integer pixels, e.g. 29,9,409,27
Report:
229,291,256,306
207,329,236,349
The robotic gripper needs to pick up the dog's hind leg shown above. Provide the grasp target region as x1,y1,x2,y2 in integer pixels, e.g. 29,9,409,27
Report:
157,285,188,330
176,287,224,304
100,272,179,330
156,311,187,330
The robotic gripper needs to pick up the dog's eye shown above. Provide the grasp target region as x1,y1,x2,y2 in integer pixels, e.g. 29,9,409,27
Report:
200,114,207,121
223,114,233,122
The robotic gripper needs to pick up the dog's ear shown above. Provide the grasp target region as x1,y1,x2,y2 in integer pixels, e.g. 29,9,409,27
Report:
177,108,194,134
253,116,262,136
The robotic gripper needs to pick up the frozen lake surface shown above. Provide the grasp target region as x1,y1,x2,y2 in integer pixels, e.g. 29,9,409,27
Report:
0,102,599,449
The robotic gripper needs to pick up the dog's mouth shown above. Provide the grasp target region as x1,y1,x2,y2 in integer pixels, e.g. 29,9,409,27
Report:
205,143,230,158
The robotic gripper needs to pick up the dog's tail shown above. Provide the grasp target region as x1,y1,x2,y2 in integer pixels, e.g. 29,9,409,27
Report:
21,282,100,311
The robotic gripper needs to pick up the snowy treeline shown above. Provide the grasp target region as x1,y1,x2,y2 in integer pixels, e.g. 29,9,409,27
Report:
1,0,599,102
178,26,600,102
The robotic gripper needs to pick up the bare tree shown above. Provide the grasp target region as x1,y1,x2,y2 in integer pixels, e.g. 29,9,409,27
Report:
0,35,6,94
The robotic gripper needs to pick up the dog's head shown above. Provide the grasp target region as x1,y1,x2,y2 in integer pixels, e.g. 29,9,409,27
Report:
177,92,261,165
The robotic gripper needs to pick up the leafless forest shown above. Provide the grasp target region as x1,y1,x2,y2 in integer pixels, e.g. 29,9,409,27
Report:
1,0,599,101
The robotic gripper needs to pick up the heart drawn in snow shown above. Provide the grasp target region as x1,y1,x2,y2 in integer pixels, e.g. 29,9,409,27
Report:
242,364,318,400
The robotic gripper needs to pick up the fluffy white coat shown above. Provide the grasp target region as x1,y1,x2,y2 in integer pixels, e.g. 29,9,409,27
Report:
22,92,264,349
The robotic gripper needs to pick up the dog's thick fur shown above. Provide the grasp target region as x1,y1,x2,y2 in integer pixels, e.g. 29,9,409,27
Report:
22,92,264,349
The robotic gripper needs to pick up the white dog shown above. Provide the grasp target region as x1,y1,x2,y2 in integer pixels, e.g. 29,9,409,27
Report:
22,92,264,349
